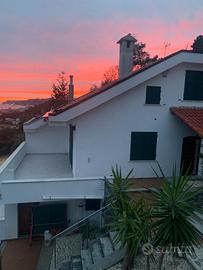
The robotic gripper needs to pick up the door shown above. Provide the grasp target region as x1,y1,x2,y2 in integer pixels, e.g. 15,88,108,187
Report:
69,124,75,167
180,136,200,175
32,204,67,235
18,203,34,236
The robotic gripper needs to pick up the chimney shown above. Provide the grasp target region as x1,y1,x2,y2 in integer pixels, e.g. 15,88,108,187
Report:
117,33,136,79
68,75,74,102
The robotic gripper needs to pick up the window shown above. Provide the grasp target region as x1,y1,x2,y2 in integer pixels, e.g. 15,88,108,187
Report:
130,132,157,160
184,70,203,100
85,199,101,211
126,41,131,48
145,86,161,104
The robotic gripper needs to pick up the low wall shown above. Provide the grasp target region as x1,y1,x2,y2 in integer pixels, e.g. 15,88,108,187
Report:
0,142,26,181
1,177,105,204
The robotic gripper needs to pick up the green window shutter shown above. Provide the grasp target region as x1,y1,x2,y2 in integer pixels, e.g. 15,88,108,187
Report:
145,86,161,104
130,132,157,160
184,70,203,100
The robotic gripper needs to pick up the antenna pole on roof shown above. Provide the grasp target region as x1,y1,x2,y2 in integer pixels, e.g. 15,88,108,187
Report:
163,42,171,57
185,42,189,50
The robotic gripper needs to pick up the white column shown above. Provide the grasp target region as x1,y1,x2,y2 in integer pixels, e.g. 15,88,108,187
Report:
197,139,203,177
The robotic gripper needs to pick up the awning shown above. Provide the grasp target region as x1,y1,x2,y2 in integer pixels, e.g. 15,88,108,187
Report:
170,107,203,138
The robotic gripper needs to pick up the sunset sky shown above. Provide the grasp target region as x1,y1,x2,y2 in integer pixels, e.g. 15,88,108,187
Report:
0,0,203,102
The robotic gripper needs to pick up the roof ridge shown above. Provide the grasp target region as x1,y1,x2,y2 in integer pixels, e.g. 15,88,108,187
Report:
51,49,194,116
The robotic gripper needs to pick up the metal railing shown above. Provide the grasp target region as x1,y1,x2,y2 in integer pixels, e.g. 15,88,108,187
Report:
50,203,112,269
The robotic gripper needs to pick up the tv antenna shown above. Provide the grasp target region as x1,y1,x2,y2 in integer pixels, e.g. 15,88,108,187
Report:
185,42,189,50
163,42,171,57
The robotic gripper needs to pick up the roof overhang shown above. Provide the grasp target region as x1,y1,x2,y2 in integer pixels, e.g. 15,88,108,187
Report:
22,51,203,129
170,107,203,138
48,51,203,123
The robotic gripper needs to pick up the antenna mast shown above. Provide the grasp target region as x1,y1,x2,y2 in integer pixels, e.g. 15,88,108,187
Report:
163,42,171,57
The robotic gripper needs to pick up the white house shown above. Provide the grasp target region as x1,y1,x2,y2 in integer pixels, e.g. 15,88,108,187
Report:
1,34,203,241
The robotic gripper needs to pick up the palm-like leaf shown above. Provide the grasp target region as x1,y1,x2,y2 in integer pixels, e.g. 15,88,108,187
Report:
151,166,203,253
105,165,133,213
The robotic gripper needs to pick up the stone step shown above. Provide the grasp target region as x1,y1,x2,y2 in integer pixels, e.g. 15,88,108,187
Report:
59,260,71,270
81,249,93,270
109,231,121,250
36,243,54,270
91,241,103,264
100,236,114,256
71,256,82,270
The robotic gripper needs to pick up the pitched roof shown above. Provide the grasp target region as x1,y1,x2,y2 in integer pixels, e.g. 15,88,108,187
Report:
117,33,136,43
170,107,203,138
51,49,192,117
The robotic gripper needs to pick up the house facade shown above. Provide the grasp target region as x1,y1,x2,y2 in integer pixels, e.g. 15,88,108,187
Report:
1,34,203,241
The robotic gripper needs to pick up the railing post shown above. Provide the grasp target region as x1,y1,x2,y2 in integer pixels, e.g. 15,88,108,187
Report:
87,221,89,248
54,239,57,269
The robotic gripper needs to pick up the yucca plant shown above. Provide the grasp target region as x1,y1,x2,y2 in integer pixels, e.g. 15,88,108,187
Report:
151,165,203,269
106,166,153,270
105,165,133,213
110,197,153,270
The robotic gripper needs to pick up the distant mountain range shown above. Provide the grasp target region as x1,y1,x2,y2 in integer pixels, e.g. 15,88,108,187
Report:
0,99,50,111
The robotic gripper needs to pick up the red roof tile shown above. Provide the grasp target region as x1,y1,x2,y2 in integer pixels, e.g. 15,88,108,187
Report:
170,107,203,138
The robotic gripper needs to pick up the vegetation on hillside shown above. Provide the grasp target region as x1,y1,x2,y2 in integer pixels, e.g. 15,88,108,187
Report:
0,99,52,155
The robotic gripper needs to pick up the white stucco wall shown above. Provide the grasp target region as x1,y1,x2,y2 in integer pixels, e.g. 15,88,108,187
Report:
71,63,202,178
25,124,69,154
1,204,18,240
67,199,85,225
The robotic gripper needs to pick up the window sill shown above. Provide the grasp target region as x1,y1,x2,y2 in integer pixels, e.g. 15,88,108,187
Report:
144,104,161,106
128,160,157,163
181,99,203,102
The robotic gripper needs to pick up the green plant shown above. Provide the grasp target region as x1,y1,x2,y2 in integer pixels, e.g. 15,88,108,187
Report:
105,165,133,212
106,166,153,270
151,165,203,269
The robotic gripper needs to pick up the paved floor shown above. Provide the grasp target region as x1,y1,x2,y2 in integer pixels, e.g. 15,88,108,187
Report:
15,154,72,179
2,239,42,270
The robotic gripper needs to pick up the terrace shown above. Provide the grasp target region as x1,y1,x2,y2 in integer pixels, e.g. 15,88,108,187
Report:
0,142,104,204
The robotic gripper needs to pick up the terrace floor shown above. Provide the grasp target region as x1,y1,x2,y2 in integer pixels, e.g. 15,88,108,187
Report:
15,153,73,179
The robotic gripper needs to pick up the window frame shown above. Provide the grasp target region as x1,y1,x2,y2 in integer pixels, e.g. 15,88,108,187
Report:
130,132,158,161
184,70,203,101
145,86,161,105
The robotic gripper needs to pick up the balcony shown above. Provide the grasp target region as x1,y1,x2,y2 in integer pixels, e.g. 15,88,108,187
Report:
0,142,104,204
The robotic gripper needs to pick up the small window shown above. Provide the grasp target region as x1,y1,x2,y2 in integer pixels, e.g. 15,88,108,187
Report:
145,86,161,104
85,199,101,211
126,41,131,48
130,132,157,160
184,70,203,100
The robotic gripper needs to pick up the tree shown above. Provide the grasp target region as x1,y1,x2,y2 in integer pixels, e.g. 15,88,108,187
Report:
51,72,68,107
191,35,203,53
151,165,203,269
89,66,119,92
101,66,119,87
90,37,158,90
106,166,152,270
133,41,158,70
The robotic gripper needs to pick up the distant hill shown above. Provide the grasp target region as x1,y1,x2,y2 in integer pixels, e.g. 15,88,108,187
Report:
3,98,50,106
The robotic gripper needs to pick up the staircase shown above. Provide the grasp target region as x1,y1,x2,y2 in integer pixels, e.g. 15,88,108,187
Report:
47,204,125,270
58,231,124,270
